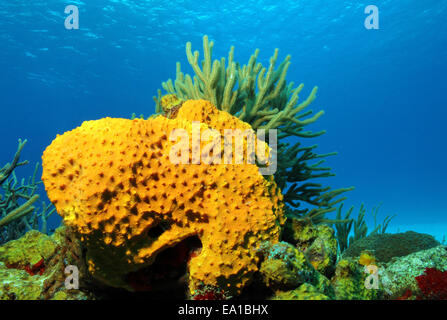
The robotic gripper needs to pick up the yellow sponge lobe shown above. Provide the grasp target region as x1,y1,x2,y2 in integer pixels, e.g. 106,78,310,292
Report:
42,99,284,294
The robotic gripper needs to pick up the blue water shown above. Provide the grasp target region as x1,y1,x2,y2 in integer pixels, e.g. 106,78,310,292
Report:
1,1,446,241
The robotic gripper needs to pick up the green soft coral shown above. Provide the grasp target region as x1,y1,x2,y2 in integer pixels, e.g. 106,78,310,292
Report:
0,140,56,244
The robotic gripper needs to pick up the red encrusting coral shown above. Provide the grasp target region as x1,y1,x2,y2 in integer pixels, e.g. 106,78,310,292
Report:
415,267,447,300
396,289,413,300
193,290,226,300
6,258,45,276
397,267,447,300
190,283,227,300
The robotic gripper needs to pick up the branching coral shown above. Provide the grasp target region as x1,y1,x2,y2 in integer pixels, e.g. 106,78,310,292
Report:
0,139,56,244
0,139,28,184
154,35,353,224
156,36,320,132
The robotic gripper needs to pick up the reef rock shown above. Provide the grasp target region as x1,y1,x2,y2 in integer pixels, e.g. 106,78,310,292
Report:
380,245,447,299
259,242,314,291
284,220,338,278
0,228,90,300
0,230,57,269
331,257,384,300
271,283,330,300
258,241,334,298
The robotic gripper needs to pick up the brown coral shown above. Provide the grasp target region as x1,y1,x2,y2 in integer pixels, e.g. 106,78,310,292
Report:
41,99,284,296
342,231,440,263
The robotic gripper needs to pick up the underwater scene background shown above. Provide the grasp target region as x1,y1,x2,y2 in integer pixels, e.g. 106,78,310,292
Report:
0,0,446,301
1,0,446,241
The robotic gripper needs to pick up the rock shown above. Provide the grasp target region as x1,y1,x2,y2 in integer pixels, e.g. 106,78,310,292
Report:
331,257,384,300
0,262,43,299
271,283,330,300
0,230,57,269
380,245,447,299
0,228,91,300
259,241,315,291
283,220,338,278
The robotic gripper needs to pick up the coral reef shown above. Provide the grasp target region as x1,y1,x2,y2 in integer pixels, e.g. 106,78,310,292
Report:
0,230,56,274
41,99,284,296
155,35,353,225
3,37,425,302
160,94,185,119
415,267,447,300
331,257,384,300
258,241,314,291
0,228,90,300
283,219,337,278
379,245,447,299
0,139,56,244
271,283,330,300
257,241,334,300
342,231,440,263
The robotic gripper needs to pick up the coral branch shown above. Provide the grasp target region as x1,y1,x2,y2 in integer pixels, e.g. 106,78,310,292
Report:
0,194,39,228
1,140,57,244
0,139,28,186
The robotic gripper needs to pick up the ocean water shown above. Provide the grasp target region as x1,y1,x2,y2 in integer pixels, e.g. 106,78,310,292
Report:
0,1,446,241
